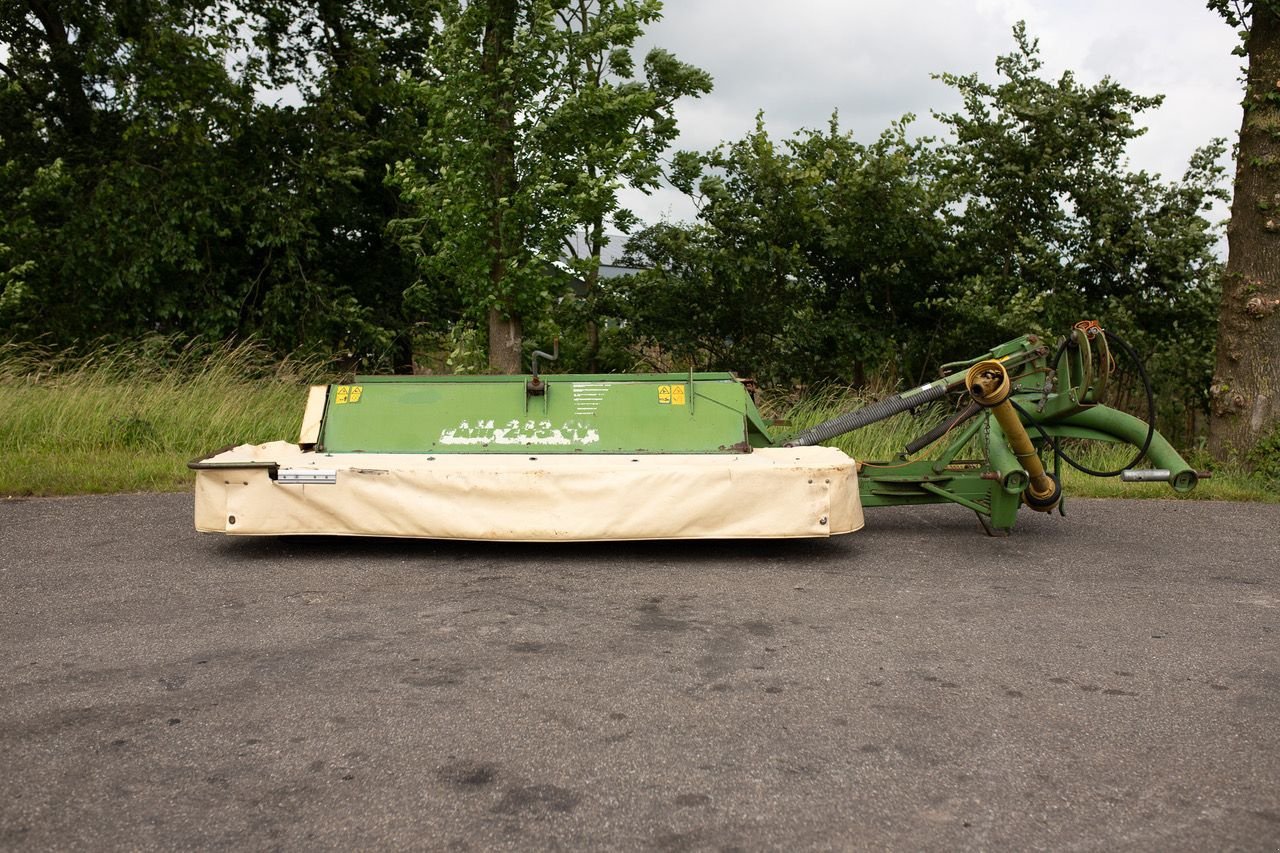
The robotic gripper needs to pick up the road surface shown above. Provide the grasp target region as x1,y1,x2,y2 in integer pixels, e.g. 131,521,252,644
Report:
2,493,1278,850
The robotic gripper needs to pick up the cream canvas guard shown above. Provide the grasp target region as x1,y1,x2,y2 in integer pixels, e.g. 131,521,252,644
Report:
192,441,863,541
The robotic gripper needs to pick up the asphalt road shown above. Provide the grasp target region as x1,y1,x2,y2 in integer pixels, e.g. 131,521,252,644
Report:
2,492,1279,851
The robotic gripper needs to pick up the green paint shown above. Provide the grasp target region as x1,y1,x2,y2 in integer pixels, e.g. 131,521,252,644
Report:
317,372,774,454
856,327,1197,532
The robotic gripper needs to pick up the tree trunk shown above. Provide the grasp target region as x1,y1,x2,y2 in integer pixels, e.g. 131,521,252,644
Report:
1209,6,1280,460
584,214,605,372
482,0,522,373
488,306,523,373
26,0,94,142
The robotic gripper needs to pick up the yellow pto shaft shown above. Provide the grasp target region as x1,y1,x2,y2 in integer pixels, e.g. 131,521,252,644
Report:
965,360,1061,512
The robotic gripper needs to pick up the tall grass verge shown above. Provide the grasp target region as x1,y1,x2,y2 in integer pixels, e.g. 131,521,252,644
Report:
0,338,328,496
762,381,957,462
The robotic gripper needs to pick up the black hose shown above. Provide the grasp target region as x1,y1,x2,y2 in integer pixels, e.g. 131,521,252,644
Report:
784,381,953,447
1050,336,1070,383
904,401,981,455
1015,329,1155,478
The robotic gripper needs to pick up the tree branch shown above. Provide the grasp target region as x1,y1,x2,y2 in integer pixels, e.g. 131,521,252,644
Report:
0,58,47,106
24,0,94,137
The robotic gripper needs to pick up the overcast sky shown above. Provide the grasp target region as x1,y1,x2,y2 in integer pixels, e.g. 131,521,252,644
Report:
618,0,1243,229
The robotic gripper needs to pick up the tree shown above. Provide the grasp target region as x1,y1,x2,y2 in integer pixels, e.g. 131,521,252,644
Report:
931,25,1226,436
0,1,434,365
616,116,944,385
392,0,709,372
240,0,440,366
0,0,263,343
1207,1,1280,463
617,24,1225,421
547,2,711,369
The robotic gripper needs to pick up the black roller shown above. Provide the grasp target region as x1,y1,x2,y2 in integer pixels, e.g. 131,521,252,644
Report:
784,380,953,447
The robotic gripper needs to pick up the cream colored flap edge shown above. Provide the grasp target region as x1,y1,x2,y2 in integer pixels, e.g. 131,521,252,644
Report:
298,385,328,446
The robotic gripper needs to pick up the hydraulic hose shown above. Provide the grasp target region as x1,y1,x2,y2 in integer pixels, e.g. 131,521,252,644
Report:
1037,328,1156,477
784,378,955,447
904,401,982,455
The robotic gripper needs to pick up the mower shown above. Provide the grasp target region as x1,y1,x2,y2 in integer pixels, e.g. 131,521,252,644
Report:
190,321,1199,540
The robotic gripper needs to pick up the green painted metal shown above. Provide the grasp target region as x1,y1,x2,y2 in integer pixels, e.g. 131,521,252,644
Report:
853,324,1198,532
1056,406,1197,492
317,372,774,454
856,419,1020,532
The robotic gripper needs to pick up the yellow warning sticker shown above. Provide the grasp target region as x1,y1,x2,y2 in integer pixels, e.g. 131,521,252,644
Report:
334,385,363,405
671,385,686,405
658,384,672,404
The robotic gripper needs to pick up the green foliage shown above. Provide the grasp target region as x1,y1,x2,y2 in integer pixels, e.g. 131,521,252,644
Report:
0,9,1229,457
1246,423,1280,487
931,24,1226,438
1,2,256,340
0,1,432,366
1207,0,1250,28
931,24,1225,348
617,115,944,385
617,25,1225,432
1206,0,1271,54
389,0,709,367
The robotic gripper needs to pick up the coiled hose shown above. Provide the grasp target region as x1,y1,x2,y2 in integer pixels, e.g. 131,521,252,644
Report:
1017,328,1156,478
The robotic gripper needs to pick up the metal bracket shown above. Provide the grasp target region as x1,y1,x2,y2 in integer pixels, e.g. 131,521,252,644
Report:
275,468,337,485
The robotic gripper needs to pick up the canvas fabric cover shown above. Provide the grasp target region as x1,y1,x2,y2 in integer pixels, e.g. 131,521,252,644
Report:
193,441,863,541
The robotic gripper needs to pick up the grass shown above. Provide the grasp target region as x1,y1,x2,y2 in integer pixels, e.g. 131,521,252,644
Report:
0,339,324,496
1,342,1273,502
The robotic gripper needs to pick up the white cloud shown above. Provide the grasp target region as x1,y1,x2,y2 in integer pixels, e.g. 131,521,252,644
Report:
617,0,1242,231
